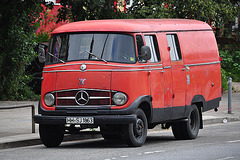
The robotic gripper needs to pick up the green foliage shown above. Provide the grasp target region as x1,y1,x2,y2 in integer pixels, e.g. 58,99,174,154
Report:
127,0,238,37
35,32,50,43
0,0,45,100
220,50,240,82
221,68,229,91
57,0,125,22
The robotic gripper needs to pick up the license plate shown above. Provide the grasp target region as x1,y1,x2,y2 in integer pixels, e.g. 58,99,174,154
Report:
66,117,94,124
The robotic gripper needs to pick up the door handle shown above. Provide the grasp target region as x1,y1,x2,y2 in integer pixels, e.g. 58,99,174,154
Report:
148,71,151,76
182,66,190,71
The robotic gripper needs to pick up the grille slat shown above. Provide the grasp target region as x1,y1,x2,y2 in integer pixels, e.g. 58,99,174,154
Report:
56,89,111,106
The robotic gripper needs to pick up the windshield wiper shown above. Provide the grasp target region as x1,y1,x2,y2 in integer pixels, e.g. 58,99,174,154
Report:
84,50,107,63
47,52,65,64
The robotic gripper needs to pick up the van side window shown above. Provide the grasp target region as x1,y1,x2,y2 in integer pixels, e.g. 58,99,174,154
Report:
166,34,182,61
144,35,161,63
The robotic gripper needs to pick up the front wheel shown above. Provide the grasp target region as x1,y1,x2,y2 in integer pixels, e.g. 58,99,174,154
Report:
172,104,200,140
39,124,64,147
124,109,148,147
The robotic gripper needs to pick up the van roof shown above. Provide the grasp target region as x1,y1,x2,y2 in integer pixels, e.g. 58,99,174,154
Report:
52,19,212,34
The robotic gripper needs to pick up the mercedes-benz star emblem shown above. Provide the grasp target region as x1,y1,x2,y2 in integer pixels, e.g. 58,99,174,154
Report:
75,90,89,105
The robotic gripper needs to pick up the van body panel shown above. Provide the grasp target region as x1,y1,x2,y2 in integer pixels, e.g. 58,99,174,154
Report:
171,61,186,119
148,64,164,109
55,71,111,91
40,72,56,111
111,69,150,110
176,30,221,107
178,31,219,65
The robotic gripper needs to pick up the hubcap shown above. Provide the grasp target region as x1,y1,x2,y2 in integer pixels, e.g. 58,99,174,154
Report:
134,119,144,137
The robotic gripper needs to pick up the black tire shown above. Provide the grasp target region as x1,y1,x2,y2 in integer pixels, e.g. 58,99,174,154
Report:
124,109,148,147
39,124,64,148
172,104,200,140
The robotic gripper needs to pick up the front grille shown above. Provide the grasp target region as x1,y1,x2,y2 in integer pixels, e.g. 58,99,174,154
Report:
56,89,111,106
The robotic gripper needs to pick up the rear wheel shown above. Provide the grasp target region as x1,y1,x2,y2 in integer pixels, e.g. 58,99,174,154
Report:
172,104,200,140
124,108,148,147
39,124,64,147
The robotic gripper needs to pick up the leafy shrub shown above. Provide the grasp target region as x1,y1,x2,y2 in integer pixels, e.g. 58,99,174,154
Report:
220,50,240,82
221,68,228,91
0,0,44,100
35,32,50,43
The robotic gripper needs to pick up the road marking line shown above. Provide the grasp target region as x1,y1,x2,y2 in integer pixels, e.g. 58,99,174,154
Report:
143,150,166,155
120,155,129,158
144,151,154,154
226,140,240,143
217,157,234,160
137,150,166,156
104,158,116,160
154,150,166,153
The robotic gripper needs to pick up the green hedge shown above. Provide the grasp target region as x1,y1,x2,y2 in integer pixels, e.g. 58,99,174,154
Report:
220,49,240,83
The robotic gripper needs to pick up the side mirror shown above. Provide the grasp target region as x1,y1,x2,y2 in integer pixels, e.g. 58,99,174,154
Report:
139,46,151,61
38,44,46,63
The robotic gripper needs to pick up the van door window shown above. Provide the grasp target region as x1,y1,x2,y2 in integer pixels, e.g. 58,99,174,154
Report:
136,35,144,55
144,35,161,63
166,34,182,61
136,35,146,63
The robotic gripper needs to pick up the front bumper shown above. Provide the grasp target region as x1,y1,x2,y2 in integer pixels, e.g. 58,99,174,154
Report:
34,114,137,125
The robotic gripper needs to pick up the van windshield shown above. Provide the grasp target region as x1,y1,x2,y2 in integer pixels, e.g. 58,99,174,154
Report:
47,33,136,64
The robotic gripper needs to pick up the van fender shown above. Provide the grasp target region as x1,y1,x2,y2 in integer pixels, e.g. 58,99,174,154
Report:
185,95,206,116
111,95,152,115
191,95,206,108
185,95,206,129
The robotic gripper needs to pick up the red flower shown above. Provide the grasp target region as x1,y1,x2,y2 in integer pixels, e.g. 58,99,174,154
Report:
165,3,168,8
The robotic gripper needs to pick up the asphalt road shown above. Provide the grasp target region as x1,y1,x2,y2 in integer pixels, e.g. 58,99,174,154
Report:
1,122,240,160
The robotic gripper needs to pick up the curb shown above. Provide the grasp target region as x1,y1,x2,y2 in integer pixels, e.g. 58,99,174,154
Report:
203,117,240,125
0,138,42,150
0,132,102,150
1,119,239,150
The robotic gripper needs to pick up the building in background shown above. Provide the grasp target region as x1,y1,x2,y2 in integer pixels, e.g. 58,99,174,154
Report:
36,0,68,35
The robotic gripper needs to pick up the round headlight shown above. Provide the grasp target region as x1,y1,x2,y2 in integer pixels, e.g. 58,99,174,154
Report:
112,92,127,106
44,93,55,106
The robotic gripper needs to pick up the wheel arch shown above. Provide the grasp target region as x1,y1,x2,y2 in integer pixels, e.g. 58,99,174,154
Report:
191,95,206,129
139,101,152,124
111,95,152,115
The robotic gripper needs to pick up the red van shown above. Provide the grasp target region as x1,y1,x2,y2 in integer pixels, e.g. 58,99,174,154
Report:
34,19,221,147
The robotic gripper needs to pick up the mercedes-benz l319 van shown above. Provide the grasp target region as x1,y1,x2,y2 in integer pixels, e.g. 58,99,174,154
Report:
34,19,221,147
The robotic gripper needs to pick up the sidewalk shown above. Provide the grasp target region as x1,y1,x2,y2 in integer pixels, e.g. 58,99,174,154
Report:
0,93,239,149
